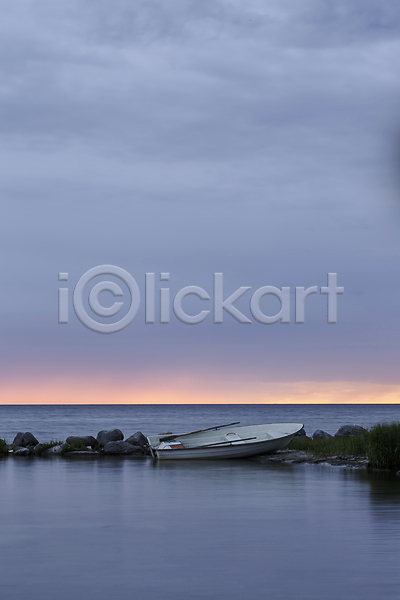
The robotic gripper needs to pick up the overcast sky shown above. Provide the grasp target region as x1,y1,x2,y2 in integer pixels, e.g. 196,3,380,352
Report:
1,0,400,404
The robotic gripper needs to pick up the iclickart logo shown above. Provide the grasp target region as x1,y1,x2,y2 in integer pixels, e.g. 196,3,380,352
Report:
58,265,344,334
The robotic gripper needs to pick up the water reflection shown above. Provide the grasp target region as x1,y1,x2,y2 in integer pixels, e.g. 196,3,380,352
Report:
0,459,399,600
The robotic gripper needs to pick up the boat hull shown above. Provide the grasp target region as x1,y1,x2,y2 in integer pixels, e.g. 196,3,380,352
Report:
150,431,298,461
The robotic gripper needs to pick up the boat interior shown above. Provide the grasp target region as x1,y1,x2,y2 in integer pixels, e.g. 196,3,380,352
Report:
148,423,303,450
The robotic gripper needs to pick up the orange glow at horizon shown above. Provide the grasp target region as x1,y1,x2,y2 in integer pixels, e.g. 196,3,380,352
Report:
1,377,400,404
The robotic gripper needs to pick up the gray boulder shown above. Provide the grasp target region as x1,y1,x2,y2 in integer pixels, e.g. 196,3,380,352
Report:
65,435,98,446
33,444,45,455
66,435,97,447
97,429,124,446
313,430,332,440
82,435,97,447
12,432,39,448
35,443,63,456
125,432,148,447
23,432,39,446
66,436,84,445
12,432,24,447
103,441,144,455
334,424,367,438
42,445,63,456
13,446,30,456
294,427,307,438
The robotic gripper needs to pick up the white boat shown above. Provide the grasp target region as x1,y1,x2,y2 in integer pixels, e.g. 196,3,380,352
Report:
147,421,304,460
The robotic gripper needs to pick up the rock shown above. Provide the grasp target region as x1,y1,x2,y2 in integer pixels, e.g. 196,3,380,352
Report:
256,450,369,469
64,451,100,456
334,425,367,438
34,443,61,456
23,432,39,446
313,430,333,440
82,435,97,447
96,429,124,446
125,432,148,447
103,441,144,455
294,427,307,438
66,436,84,445
13,447,30,456
42,445,63,456
66,435,98,447
12,432,39,448
12,432,24,447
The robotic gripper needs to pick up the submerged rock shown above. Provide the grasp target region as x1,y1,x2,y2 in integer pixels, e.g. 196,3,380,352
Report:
255,449,368,469
125,432,148,447
42,445,63,456
313,430,333,440
103,441,144,455
13,447,30,456
96,429,124,446
334,425,367,438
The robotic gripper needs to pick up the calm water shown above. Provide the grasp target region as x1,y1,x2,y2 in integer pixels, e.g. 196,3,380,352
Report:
0,405,399,600
0,403,399,442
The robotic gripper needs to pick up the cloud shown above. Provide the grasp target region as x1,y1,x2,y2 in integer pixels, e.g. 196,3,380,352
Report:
1,0,400,398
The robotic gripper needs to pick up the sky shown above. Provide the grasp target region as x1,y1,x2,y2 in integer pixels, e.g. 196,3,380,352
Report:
1,0,400,404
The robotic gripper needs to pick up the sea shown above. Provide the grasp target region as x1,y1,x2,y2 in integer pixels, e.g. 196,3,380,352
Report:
1,404,400,600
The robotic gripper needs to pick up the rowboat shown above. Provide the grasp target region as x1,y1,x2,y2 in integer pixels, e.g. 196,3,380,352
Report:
147,422,304,460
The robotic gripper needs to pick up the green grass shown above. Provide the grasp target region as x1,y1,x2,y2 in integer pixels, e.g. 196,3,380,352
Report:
61,439,89,454
288,423,400,471
0,438,9,456
288,433,369,457
367,423,400,471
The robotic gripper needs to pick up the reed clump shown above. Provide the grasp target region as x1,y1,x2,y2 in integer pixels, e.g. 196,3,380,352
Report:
0,439,9,456
288,433,369,457
61,439,89,454
34,440,63,456
367,423,400,471
288,423,400,471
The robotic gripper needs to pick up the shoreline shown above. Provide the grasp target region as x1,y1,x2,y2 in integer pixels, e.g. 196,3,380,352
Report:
2,422,400,473
254,449,369,469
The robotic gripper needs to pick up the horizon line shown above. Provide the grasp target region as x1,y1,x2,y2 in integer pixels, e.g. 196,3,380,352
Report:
1,401,400,406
